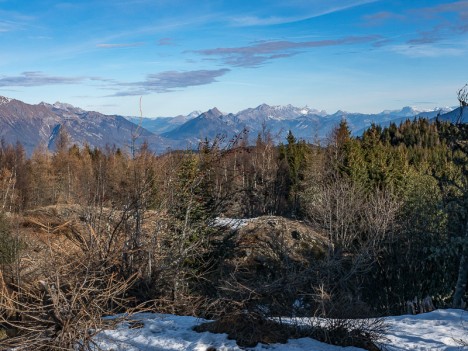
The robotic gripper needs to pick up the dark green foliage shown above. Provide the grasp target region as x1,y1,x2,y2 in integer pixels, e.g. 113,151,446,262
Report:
364,173,456,312
279,130,310,216
433,123,468,307
321,117,468,312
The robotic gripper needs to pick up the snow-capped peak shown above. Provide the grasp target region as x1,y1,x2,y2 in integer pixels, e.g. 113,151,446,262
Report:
186,110,202,119
53,101,73,110
379,106,453,117
51,101,84,113
394,106,420,117
332,110,348,116
200,107,223,120
0,96,12,105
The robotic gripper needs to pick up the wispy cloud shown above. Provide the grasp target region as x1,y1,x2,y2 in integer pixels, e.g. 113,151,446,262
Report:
0,19,26,32
364,1,468,44
387,44,466,58
28,35,52,40
424,1,468,34
362,11,405,26
230,0,379,26
192,36,379,67
415,1,468,20
0,71,83,87
0,69,218,97
53,2,84,10
407,26,445,45
96,42,145,48
0,88,20,93
158,37,173,46
0,8,36,33
403,2,468,46
364,1,468,24
0,71,112,87
112,68,231,96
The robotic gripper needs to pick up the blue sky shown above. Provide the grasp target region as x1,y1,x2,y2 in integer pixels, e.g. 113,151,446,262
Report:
0,0,467,117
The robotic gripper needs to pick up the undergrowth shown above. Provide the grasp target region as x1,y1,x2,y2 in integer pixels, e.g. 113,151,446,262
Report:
194,312,388,350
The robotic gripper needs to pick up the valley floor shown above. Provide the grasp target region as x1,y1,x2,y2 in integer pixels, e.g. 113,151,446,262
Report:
95,309,467,351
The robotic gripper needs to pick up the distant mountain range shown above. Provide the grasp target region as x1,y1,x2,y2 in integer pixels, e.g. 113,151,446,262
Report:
0,96,172,155
0,95,461,155
129,103,456,146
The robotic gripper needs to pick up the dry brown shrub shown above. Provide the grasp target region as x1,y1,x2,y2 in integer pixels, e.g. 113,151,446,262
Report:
0,205,143,350
195,311,387,350
0,254,137,350
194,312,296,347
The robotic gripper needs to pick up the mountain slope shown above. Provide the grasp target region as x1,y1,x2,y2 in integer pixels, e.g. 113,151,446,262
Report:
127,110,201,135
0,97,170,155
0,95,457,155
432,107,467,123
162,108,241,145
159,104,455,145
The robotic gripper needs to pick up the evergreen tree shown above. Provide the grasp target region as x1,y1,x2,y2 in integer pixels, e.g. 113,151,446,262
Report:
279,130,309,216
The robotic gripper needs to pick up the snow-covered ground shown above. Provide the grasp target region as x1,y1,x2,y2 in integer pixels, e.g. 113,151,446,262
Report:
212,217,255,230
95,309,467,351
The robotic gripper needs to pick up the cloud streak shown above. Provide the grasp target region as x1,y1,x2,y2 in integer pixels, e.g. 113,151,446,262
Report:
0,20,17,32
158,37,173,46
362,11,405,26
0,8,36,34
96,42,145,48
230,0,380,26
0,72,115,87
0,19,29,32
403,1,468,45
387,43,466,58
112,68,231,96
364,1,468,45
192,36,380,67
416,1,468,20
407,27,444,45
0,69,231,97
0,71,84,87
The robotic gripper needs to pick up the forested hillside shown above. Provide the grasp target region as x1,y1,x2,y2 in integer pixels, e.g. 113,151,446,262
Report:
0,115,467,349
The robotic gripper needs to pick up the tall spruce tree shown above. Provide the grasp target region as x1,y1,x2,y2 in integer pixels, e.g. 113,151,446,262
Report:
279,130,309,216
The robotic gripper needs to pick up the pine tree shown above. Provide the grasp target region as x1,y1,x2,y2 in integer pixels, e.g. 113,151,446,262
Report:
279,130,309,215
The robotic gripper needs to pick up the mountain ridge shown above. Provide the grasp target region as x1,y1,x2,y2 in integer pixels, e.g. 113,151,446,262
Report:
0,96,171,155
0,95,460,155
153,103,454,145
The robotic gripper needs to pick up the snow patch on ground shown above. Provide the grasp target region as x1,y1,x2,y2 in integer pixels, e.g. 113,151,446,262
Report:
212,217,255,230
383,309,467,351
94,309,468,351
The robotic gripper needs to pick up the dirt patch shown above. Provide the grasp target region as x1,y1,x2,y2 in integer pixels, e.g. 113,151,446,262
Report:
232,216,327,263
